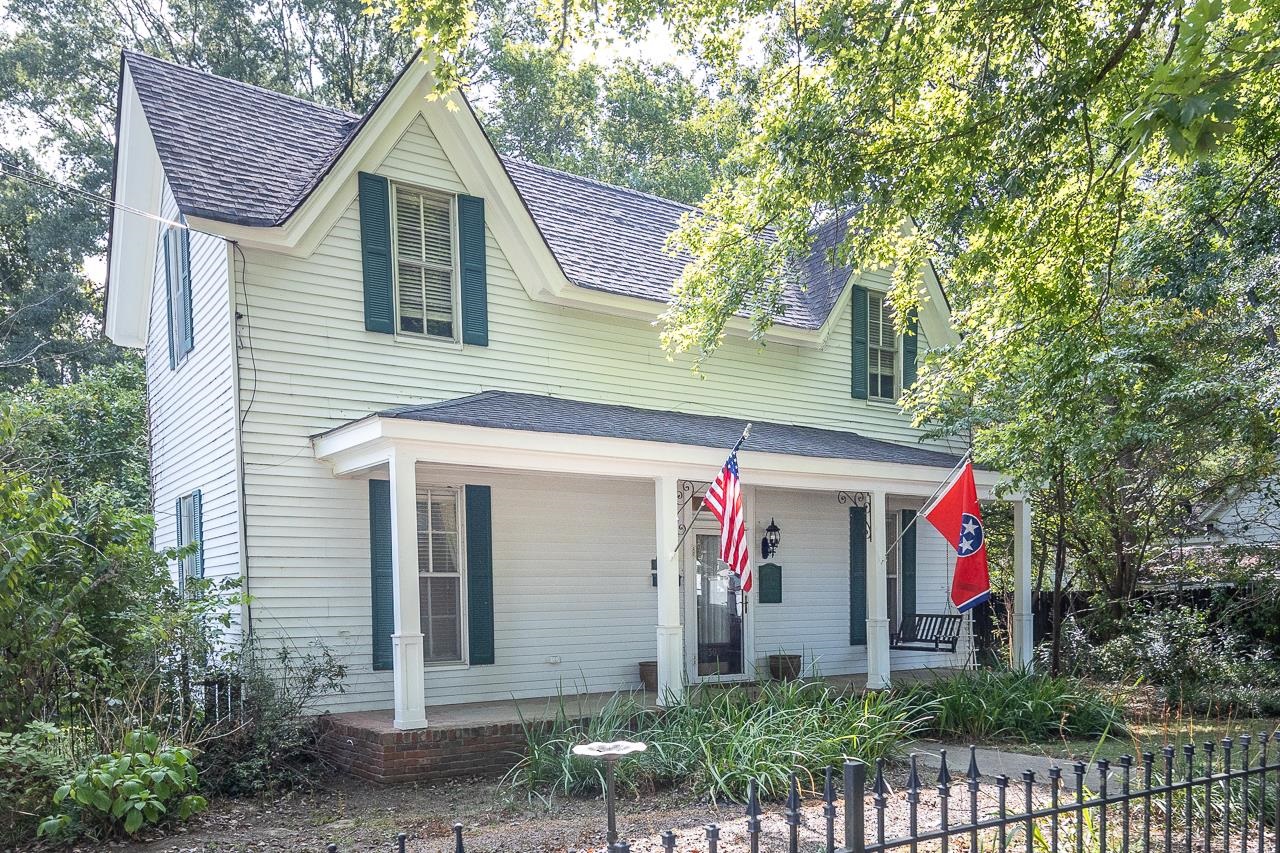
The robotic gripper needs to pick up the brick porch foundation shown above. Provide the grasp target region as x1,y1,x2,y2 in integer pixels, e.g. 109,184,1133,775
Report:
318,711,529,783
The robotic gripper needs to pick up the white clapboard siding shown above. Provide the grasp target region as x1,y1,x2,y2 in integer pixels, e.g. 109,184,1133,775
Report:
146,183,242,638
231,113,964,711
750,490,967,678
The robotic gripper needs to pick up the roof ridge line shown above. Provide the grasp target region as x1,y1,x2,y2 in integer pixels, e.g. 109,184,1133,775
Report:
123,49,364,121
503,155,701,214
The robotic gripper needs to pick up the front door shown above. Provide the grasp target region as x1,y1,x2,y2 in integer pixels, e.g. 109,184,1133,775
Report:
690,532,746,679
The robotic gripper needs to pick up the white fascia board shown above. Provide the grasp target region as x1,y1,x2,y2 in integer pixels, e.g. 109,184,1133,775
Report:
313,416,1007,498
105,66,165,348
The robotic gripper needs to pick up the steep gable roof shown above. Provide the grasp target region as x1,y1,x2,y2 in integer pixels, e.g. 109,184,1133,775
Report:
121,51,855,330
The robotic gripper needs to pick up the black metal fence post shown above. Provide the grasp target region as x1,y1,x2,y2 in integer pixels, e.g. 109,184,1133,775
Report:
706,822,720,853
824,765,837,853
453,823,464,853
785,772,801,853
746,779,762,853
398,831,407,853
843,758,866,853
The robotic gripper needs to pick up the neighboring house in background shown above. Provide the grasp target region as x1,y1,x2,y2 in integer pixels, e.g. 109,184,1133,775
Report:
1187,479,1280,550
104,51,1037,778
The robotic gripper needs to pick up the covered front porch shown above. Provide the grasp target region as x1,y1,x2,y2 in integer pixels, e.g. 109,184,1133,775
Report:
311,391,1034,741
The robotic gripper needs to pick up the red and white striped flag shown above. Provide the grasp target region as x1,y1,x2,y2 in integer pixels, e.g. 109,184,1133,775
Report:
703,451,752,592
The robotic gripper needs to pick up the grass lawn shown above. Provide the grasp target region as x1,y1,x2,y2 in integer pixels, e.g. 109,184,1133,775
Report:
1025,713,1280,763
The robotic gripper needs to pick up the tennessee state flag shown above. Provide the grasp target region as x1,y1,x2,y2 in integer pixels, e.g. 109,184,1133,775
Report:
922,461,990,612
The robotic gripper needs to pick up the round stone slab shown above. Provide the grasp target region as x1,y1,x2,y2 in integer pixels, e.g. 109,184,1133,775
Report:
572,740,648,759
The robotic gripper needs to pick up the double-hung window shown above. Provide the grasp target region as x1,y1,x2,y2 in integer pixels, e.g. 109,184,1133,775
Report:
164,226,194,368
416,484,465,663
176,491,201,594
393,185,457,340
868,292,898,401
885,512,901,633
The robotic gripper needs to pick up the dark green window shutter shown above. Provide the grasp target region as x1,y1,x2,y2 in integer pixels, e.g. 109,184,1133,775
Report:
849,506,867,644
174,496,185,593
163,232,176,370
192,489,204,579
901,309,919,390
758,563,783,604
368,479,393,671
851,284,869,399
358,172,394,334
180,228,194,355
457,195,488,346
465,484,495,665
900,509,917,625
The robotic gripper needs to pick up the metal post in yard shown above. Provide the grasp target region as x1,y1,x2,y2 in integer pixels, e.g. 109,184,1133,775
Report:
572,740,647,848
398,831,407,853
843,759,866,853
452,823,464,853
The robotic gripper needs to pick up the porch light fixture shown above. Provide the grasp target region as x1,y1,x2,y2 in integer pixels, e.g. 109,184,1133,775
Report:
761,518,782,558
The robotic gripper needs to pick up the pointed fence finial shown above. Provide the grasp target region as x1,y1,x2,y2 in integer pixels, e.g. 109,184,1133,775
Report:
966,744,980,786
936,749,953,788
873,757,889,798
785,773,801,823
907,754,921,793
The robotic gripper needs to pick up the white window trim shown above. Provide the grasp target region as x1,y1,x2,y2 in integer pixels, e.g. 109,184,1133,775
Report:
866,290,900,403
165,227,191,369
178,492,197,590
390,182,461,344
416,482,469,667
885,511,903,633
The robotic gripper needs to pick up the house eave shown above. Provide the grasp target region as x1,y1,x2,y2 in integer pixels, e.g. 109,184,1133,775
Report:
313,415,1006,498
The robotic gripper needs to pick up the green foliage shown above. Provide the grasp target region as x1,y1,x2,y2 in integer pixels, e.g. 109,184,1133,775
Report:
0,723,74,847
900,668,1129,743
38,730,207,839
508,681,921,802
198,640,348,797
2,359,148,511
478,41,744,204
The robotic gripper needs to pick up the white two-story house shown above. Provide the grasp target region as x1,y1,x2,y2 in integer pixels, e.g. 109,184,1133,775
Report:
104,51,1035,779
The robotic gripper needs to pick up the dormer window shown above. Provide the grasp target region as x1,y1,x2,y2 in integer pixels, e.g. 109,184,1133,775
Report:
392,184,457,340
867,292,898,400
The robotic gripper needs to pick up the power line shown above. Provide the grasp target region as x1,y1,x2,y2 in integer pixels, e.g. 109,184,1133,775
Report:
0,157,217,235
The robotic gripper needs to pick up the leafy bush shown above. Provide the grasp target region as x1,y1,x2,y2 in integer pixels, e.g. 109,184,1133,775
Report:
0,722,73,847
507,681,922,802
197,639,348,797
900,668,1128,742
38,730,207,840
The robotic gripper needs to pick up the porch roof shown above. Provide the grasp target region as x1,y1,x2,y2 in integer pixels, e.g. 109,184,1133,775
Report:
334,390,967,469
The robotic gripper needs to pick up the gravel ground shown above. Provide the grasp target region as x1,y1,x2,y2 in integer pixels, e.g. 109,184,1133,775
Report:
49,764,1066,853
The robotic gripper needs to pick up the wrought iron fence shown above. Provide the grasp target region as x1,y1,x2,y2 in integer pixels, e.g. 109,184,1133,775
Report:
324,732,1280,853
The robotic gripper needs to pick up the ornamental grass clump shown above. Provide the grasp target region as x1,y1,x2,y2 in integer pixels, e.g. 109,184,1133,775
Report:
506,681,921,803
901,667,1128,743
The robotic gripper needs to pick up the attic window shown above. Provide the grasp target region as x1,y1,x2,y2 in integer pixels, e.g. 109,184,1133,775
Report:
868,292,898,401
392,184,456,340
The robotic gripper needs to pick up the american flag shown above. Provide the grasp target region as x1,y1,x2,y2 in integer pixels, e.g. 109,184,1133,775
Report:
703,451,752,592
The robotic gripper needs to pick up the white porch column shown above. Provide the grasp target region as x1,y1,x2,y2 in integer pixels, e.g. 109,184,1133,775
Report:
389,450,428,729
865,489,892,690
1011,497,1035,668
654,474,684,705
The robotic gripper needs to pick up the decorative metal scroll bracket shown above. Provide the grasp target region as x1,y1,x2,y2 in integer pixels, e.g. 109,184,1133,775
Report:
676,480,711,536
837,490,873,538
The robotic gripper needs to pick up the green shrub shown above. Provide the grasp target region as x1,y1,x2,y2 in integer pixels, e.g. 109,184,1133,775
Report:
38,729,207,840
900,668,1128,742
196,639,348,797
507,681,922,802
0,722,73,847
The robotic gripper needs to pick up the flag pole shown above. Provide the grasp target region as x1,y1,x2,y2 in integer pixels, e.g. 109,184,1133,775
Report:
882,447,974,555
671,423,753,555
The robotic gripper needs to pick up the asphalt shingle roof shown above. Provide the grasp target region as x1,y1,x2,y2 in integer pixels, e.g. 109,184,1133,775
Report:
122,51,855,328
374,391,965,469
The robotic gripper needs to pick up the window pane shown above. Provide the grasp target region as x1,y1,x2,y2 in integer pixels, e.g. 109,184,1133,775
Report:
430,492,458,532
394,186,454,339
419,576,461,662
423,268,453,338
398,262,425,334
431,533,460,573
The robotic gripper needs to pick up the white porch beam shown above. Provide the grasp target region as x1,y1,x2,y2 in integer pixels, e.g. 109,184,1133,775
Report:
314,418,1006,497
389,450,428,729
865,489,892,690
1011,498,1035,668
653,475,684,705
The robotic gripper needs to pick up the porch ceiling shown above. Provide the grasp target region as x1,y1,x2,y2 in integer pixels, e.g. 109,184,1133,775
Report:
312,391,1007,497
